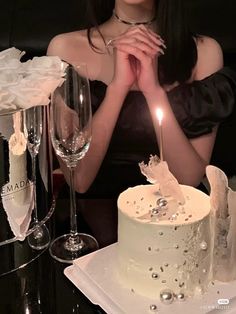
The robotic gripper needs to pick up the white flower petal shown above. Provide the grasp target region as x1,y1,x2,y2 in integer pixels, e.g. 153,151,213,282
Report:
0,48,68,110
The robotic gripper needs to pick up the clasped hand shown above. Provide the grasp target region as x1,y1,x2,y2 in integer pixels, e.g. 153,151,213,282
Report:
110,25,166,94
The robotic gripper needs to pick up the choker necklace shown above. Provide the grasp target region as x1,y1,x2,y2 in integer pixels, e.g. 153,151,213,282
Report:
113,11,155,26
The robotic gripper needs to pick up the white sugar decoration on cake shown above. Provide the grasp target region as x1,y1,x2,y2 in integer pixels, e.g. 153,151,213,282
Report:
139,155,185,205
206,165,236,283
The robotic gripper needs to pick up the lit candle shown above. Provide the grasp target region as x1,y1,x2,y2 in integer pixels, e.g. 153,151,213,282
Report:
156,108,164,161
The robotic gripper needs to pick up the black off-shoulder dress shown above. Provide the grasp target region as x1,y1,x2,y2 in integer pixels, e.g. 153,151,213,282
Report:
81,67,236,199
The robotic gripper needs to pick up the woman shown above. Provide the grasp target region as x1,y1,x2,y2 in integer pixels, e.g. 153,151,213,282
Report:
47,0,236,198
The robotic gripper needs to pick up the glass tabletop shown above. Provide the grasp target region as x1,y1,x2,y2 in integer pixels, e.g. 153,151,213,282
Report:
0,187,118,314
0,249,106,314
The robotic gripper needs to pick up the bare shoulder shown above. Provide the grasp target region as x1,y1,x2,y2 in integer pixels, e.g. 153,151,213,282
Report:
194,35,223,80
47,28,107,80
47,29,92,64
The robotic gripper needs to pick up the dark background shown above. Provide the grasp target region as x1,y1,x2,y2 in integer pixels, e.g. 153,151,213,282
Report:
0,0,236,65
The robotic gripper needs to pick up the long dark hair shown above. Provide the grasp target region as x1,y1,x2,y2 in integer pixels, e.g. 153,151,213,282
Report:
86,0,197,85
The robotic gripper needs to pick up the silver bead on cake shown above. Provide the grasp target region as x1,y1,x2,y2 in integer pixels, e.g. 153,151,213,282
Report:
151,208,159,215
149,304,158,312
156,197,168,209
152,272,159,279
200,241,208,250
176,292,186,301
160,289,174,304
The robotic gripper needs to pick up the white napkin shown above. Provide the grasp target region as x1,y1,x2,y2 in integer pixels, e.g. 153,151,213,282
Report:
139,155,185,204
1,149,34,241
206,165,236,281
0,111,33,240
1,179,34,241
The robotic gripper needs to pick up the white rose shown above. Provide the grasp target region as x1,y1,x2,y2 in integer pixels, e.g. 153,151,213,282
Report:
0,47,25,61
9,86,49,109
0,70,23,87
22,73,64,96
23,56,67,77
0,87,17,111
0,47,68,110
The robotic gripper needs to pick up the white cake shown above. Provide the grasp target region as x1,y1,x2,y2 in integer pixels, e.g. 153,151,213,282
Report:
117,184,212,299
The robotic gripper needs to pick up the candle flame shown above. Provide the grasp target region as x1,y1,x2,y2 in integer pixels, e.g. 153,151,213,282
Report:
156,108,163,124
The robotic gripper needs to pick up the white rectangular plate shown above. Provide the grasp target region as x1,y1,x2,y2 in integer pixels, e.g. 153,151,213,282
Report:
64,243,236,314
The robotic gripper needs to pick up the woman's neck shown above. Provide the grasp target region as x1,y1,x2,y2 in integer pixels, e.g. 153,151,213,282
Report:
113,11,155,26
113,0,155,31
97,1,156,44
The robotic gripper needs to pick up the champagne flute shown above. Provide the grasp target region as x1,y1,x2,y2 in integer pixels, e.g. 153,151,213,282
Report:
49,64,98,263
25,106,50,250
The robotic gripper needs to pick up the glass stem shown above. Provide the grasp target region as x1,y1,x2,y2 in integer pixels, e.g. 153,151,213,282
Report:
32,154,38,224
69,166,78,238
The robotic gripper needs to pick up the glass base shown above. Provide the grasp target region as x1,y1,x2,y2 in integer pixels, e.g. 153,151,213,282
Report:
49,233,99,264
27,223,51,250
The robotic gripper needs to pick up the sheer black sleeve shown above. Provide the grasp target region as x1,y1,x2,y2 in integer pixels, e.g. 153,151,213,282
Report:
167,67,236,138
